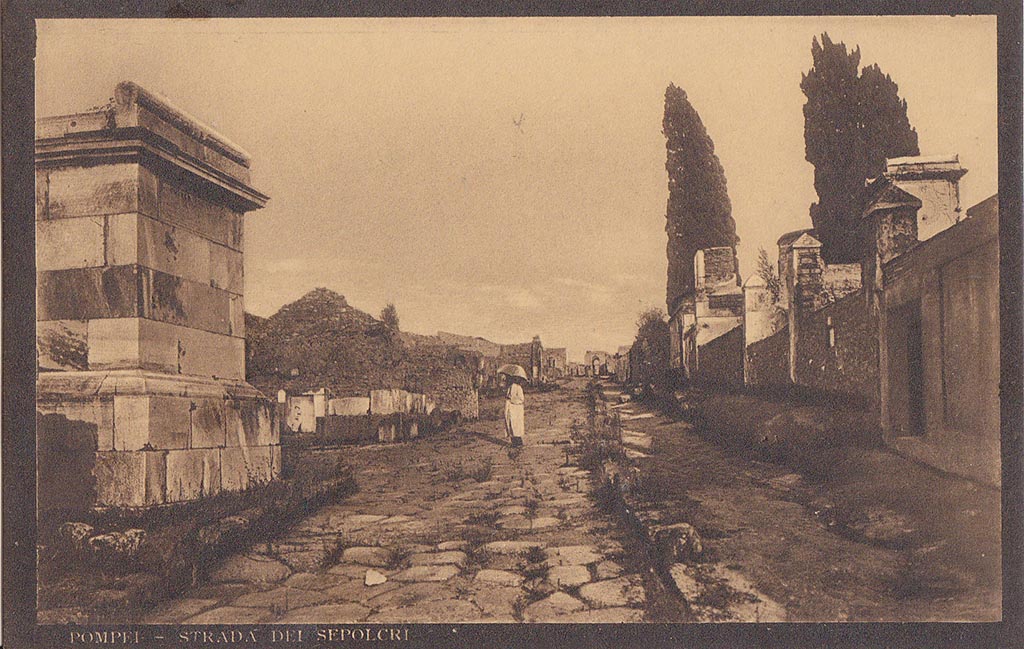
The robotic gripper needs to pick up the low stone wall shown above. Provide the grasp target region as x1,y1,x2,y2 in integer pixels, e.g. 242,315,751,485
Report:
284,387,463,445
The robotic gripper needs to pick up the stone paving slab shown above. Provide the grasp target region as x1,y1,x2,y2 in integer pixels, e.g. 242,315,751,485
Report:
231,586,328,610
341,546,393,567
408,550,468,568
474,569,525,587
323,578,401,603
544,545,603,567
210,554,291,585
274,603,370,624
547,565,592,588
183,606,274,624
578,576,646,608
392,565,461,582
523,592,587,622
145,598,219,624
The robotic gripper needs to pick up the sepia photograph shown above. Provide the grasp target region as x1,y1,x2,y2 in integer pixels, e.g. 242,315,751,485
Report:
5,5,1019,645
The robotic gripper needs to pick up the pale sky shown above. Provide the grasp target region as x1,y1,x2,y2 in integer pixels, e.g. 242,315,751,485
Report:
36,17,997,362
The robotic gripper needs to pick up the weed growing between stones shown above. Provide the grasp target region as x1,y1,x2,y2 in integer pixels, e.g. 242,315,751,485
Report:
465,510,501,528
511,594,528,621
434,458,495,483
524,546,547,566
468,457,494,482
570,409,626,471
318,537,347,570
387,546,414,570
691,571,757,615
524,496,540,521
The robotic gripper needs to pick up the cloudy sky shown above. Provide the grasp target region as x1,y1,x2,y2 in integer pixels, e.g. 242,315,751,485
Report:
36,17,997,361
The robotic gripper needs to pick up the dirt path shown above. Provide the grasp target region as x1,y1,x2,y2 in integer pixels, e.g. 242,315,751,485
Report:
145,380,648,623
600,382,1001,622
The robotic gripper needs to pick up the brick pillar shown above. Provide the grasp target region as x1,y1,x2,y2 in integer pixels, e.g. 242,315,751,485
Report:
701,246,739,288
782,232,823,384
36,82,279,509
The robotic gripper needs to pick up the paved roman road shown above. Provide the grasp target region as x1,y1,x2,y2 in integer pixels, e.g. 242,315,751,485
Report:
146,380,646,624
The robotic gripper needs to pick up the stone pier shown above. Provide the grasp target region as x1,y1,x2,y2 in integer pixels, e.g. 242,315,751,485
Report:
36,81,279,509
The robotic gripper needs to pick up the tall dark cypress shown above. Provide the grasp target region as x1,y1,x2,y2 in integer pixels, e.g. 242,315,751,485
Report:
802,34,920,263
663,83,737,312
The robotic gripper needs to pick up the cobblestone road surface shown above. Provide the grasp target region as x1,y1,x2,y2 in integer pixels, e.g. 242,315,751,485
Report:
147,380,645,624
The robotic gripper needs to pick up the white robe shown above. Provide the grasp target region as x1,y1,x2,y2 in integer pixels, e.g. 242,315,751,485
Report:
504,383,525,439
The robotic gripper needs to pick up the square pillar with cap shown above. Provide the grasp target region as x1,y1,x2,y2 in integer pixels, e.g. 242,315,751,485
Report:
36,82,280,510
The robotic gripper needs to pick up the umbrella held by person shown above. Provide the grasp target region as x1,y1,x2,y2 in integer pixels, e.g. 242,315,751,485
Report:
498,364,527,447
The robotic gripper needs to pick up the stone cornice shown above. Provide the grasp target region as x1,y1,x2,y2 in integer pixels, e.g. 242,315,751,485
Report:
115,81,252,167
35,127,269,212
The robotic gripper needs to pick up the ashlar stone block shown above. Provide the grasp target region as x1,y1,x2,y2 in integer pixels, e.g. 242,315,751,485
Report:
36,397,115,451
105,212,140,266
209,243,244,295
157,175,240,251
39,163,140,220
191,399,226,449
88,318,145,370
220,445,276,492
175,324,245,379
113,395,191,451
137,215,213,288
225,399,275,447
36,217,106,270
329,397,371,416
94,450,167,507
166,448,221,502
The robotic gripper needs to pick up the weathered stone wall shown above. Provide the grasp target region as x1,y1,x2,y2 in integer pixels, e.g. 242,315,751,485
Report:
36,82,277,510
821,264,862,302
880,201,999,485
542,347,567,379
696,246,739,292
793,289,879,407
499,338,543,384
745,325,790,389
401,346,480,419
875,206,919,266
694,324,744,388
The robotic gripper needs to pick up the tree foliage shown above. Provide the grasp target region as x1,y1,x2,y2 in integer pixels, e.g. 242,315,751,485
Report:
380,302,400,331
636,307,666,332
756,247,782,303
663,83,738,311
802,33,919,263
632,307,671,394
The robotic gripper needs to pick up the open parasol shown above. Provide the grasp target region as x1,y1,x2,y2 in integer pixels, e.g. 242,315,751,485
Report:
497,364,528,380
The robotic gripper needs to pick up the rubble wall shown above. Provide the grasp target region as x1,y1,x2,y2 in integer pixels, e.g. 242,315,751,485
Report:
794,289,879,408
745,325,790,388
695,325,744,388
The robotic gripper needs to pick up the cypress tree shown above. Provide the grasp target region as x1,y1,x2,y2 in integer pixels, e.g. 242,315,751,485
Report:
802,34,919,263
663,83,738,312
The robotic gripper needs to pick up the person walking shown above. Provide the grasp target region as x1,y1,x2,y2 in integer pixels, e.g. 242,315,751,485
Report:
499,364,527,447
